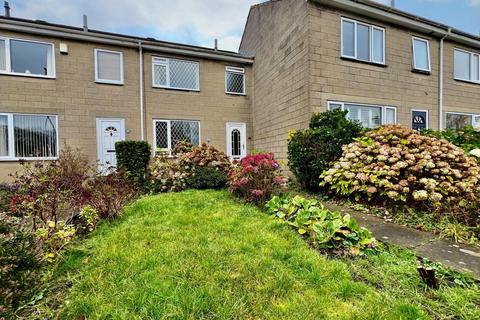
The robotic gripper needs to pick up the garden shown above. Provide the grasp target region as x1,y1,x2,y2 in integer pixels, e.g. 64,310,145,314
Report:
1,110,479,319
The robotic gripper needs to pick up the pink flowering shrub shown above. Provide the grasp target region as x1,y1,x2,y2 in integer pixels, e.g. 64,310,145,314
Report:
321,125,480,225
228,153,288,204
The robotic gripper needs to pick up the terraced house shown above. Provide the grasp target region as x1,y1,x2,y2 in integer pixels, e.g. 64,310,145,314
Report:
1,0,480,179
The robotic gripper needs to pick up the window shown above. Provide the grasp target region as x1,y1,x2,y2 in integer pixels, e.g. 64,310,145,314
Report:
328,101,396,128
153,120,200,153
225,66,245,95
412,37,431,72
341,18,385,64
152,57,200,91
446,112,480,131
454,48,480,83
0,37,55,77
95,49,123,84
0,113,58,160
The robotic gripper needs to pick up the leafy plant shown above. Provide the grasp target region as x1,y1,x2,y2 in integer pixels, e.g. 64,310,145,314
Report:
79,205,100,231
288,109,363,191
115,141,151,186
266,195,376,256
228,153,288,204
0,183,16,213
421,126,480,153
321,125,480,225
187,167,228,190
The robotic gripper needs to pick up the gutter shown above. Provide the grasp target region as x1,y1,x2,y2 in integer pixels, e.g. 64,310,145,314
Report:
0,18,254,64
439,28,452,131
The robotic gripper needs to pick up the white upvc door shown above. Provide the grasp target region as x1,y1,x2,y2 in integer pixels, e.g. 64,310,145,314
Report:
226,122,246,161
96,118,125,169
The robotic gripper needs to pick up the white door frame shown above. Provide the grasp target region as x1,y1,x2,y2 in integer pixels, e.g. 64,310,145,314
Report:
411,109,429,129
96,118,126,167
226,122,247,160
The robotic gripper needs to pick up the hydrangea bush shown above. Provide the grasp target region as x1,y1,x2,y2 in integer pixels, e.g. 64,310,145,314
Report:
321,125,480,224
228,153,288,204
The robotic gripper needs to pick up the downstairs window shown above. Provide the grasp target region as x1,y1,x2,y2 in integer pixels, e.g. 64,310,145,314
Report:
153,119,200,154
328,101,396,128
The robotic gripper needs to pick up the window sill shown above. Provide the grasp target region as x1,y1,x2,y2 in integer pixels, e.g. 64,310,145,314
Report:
454,78,480,86
0,157,58,162
0,71,56,79
95,80,124,86
411,69,431,75
340,56,387,68
226,92,246,96
152,85,200,93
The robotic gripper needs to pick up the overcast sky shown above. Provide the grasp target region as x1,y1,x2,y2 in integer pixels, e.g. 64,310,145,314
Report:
6,0,480,52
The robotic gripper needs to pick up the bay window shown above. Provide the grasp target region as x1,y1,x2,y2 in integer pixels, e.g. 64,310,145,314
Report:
0,113,58,160
328,101,396,128
341,18,385,64
0,37,55,77
153,120,200,154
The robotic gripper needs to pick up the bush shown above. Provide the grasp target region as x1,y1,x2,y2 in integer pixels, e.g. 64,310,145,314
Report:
150,143,230,192
115,141,151,185
422,126,480,153
187,167,228,190
321,125,480,224
288,110,363,191
228,153,288,204
266,195,376,256
0,184,16,213
0,212,42,317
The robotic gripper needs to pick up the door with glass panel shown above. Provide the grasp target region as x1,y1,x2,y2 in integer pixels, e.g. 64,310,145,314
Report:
226,122,246,161
96,118,125,169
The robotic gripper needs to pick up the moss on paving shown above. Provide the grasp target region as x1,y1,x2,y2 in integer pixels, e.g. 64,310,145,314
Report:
56,190,479,319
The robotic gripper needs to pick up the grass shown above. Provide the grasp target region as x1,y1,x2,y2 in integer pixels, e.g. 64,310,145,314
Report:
48,190,478,319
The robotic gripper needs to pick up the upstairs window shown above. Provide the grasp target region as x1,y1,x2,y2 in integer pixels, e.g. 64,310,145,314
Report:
454,48,480,83
341,18,385,64
225,66,245,95
412,37,431,72
152,57,200,91
0,113,58,160
95,49,124,84
328,101,396,128
0,37,55,77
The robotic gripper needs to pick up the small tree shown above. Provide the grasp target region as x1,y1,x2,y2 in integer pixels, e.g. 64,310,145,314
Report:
288,109,363,191
115,141,151,186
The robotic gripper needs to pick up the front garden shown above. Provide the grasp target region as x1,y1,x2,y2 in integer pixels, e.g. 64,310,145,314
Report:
1,109,480,319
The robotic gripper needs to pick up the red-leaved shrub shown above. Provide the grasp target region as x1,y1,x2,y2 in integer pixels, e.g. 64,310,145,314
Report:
228,153,288,204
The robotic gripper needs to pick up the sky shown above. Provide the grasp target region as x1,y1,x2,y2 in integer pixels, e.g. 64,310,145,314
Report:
5,0,480,52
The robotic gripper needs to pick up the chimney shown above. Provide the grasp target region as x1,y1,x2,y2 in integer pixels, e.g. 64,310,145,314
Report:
83,14,88,32
391,0,395,8
214,39,218,51
4,1,11,17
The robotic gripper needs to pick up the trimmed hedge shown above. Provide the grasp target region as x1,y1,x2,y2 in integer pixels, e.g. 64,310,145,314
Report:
187,167,228,190
115,141,151,184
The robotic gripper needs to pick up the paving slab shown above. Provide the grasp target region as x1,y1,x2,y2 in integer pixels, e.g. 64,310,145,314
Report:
323,201,480,278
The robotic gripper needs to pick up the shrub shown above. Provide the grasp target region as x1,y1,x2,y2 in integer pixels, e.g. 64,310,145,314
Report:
0,212,42,317
0,184,16,213
171,140,194,156
228,153,288,204
150,143,230,192
266,195,376,256
115,141,151,185
321,125,480,224
187,167,228,190
288,110,363,190
421,126,480,153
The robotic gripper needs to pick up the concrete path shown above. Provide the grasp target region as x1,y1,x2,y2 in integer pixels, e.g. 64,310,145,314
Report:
323,202,480,278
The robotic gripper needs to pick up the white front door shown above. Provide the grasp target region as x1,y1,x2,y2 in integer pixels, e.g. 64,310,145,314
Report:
96,118,125,169
226,122,247,161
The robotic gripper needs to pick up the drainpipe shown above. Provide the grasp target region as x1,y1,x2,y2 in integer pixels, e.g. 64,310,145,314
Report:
439,28,452,131
138,41,145,141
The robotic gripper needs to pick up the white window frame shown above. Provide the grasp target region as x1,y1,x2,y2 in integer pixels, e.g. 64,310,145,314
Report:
152,119,201,155
0,113,59,161
94,48,124,85
454,48,480,84
328,101,396,127
0,36,56,78
412,36,431,72
225,66,246,95
445,112,480,130
341,17,386,65
152,57,200,91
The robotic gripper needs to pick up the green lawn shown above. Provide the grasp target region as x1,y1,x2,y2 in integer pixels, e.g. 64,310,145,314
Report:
55,190,479,319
